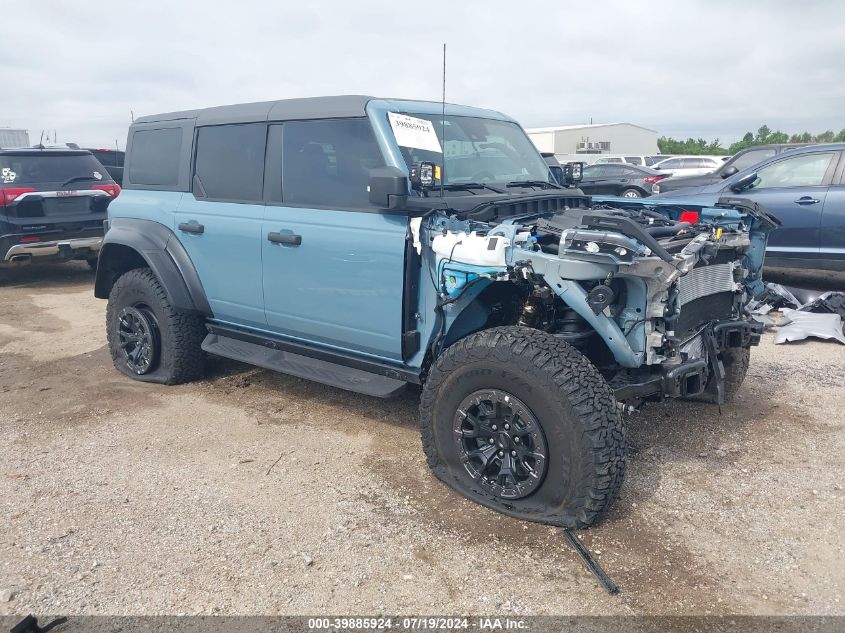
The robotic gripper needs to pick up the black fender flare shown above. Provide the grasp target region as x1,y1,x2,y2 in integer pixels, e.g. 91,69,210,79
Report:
94,217,212,316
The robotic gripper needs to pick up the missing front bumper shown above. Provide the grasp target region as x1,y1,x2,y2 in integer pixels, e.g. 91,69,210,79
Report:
610,319,763,403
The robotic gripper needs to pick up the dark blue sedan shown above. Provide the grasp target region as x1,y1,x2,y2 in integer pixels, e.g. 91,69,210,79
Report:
652,143,845,285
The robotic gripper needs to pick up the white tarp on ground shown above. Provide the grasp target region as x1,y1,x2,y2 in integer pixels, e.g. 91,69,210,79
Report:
774,309,845,345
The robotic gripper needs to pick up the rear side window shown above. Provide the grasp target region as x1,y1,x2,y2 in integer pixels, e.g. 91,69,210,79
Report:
194,123,267,202
658,158,683,169
129,128,182,186
281,119,383,208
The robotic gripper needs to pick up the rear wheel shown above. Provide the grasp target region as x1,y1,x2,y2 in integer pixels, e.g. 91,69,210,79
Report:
420,326,626,528
106,268,206,384
620,188,642,198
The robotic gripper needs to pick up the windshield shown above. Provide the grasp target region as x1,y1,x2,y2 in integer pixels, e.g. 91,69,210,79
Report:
390,114,552,187
0,152,109,185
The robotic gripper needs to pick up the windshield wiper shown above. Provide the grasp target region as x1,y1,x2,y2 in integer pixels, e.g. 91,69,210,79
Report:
60,175,95,187
440,182,505,194
505,180,562,190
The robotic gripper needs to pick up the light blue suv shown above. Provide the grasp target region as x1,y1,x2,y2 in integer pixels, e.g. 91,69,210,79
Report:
94,96,777,527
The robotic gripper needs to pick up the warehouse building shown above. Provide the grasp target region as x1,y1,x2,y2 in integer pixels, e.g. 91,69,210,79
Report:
0,128,30,148
526,123,659,160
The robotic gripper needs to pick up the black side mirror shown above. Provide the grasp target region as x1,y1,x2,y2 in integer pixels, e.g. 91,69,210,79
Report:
548,165,564,185
720,165,738,179
368,167,408,209
730,172,758,193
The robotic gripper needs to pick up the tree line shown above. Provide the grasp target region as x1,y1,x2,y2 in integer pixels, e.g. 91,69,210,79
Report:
657,125,845,156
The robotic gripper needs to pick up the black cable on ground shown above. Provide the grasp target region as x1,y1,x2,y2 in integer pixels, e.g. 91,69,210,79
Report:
11,615,68,633
562,528,620,595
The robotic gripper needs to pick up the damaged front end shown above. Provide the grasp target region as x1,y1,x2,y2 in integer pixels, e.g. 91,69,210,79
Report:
421,193,780,406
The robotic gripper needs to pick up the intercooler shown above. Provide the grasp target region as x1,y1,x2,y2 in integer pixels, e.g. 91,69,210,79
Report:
676,262,736,307
674,262,738,337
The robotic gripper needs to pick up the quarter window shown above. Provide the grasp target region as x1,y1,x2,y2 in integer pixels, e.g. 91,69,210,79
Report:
753,152,834,189
129,128,182,186
194,123,266,202
281,119,383,208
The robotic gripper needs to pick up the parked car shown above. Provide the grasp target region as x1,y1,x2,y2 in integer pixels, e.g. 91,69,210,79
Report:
592,155,669,167
1,147,119,268
95,95,775,528
651,155,725,177
652,143,845,281
652,144,814,195
594,155,644,166
578,163,667,197
85,148,125,185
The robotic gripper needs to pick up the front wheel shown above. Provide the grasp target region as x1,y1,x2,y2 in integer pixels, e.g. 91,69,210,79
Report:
420,326,626,528
106,267,207,384
722,347,751,401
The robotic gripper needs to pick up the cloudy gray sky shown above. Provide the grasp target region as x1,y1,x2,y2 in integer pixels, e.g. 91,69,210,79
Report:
4,0,844,148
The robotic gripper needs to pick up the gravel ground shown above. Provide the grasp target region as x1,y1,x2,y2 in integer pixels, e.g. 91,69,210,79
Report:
0,263,843,616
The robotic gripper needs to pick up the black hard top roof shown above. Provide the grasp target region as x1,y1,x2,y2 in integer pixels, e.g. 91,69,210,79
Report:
134,95,375,125
0,147,93,155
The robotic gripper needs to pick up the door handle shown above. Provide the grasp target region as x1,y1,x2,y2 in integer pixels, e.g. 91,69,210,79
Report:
268,232,302,246
794,197,820,205
178,222,205,234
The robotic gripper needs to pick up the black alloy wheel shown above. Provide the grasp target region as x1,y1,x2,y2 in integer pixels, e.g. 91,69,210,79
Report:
454,389,549,500
116,305,159,375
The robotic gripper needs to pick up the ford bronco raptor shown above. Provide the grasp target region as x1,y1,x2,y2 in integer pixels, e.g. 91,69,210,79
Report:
94,96,777,527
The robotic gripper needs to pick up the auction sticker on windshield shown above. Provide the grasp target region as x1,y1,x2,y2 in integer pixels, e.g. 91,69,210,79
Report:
388,112,442,153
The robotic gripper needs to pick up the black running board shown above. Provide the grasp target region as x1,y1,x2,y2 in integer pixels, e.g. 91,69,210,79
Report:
202,332,409,398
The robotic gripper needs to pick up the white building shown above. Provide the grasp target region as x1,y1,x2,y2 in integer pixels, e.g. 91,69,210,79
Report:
0,128,30,148
526,123,659,161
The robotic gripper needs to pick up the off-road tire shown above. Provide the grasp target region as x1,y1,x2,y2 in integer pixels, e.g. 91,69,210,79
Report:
721,347,750,401
106,267,206,384
420,326,625,528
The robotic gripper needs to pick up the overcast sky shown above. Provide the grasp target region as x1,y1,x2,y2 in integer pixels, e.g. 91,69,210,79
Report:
4,0,844,148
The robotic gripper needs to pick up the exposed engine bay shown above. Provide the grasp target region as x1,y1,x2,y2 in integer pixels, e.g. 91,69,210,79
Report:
417,193,780,405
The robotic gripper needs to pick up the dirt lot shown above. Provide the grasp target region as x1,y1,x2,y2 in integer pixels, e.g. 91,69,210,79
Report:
0,263,843,616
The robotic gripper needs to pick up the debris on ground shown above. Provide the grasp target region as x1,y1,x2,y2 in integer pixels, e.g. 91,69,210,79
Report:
748,284,801,314
798,292,845,318
751,283,845,344
775,310,845,345
562,529,620,595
